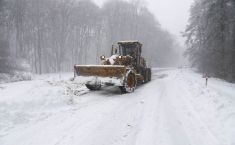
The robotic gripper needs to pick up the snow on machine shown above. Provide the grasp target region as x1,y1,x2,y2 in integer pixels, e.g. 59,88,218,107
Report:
74,41,151,93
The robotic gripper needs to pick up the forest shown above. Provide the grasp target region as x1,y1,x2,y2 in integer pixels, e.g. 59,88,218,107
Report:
0,0,180,80
184,0,235,82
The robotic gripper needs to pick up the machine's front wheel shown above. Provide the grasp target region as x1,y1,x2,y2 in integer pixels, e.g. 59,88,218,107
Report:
120,70,136,93
85,84,101,91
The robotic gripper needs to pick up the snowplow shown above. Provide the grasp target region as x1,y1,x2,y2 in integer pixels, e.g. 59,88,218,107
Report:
74,41,151,93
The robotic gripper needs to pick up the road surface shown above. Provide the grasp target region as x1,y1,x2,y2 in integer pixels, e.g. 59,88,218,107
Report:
0,68,234,145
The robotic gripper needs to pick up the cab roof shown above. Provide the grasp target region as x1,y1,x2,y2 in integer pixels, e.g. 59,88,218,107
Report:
117,40,142,46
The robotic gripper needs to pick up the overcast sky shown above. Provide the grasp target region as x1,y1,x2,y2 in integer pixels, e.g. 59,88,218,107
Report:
92,0,194,48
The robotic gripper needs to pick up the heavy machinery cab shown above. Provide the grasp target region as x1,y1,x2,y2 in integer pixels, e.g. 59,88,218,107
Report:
112,41,141,57
111,41,147,75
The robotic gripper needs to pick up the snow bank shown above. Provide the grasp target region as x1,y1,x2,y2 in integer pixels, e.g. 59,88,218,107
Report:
0,71,31,84
0,58,32,84
177,69,235,144
0,72,87,138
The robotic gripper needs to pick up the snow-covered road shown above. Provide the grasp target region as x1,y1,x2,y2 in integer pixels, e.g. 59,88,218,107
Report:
0,69,235,145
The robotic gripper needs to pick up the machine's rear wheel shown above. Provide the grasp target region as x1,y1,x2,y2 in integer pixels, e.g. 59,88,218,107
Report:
148,68,151,81
119,71,136,93
144,68,151,83
144,70,149,83
85,84,101,91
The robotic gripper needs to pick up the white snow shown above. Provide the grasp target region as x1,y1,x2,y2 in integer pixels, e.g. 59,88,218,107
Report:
0,68,235,145
106,55,119,65
0,71,31,84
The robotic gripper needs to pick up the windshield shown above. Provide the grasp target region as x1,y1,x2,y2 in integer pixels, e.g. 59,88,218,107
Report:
111,47,120,55
119,44,136,57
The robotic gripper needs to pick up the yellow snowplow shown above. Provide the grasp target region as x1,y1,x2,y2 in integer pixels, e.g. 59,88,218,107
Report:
74,41,151,93
74,65,126,78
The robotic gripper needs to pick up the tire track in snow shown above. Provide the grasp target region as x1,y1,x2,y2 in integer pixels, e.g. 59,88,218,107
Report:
134,81,166,145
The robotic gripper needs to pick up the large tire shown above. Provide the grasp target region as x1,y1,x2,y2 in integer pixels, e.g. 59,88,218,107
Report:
119,70,137,93
145,68,151,82
143,69,149,83
148,68,151,81
85,84,101,91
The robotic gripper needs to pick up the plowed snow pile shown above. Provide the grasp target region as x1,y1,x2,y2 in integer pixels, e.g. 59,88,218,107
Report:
0,69,234,145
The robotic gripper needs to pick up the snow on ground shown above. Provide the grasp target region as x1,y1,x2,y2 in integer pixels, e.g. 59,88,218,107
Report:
0,68,235,145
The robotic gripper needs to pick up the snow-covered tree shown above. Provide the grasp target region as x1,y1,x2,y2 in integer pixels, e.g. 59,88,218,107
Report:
184,0,235,81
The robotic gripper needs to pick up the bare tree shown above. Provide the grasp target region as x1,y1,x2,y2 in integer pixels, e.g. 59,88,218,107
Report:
0,0,180,77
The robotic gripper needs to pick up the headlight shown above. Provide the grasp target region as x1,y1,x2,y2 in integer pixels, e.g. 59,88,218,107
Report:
100,55,105,60
118,55,122,59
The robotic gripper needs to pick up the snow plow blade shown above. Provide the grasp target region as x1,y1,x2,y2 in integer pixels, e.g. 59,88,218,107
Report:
74,65,126,78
